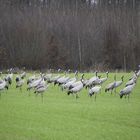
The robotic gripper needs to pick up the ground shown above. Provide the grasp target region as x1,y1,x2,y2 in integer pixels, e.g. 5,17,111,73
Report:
0,73,140,140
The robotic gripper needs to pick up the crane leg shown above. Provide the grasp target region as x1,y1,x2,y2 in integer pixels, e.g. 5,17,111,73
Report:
128,95,130,102
95,94,96,101
115,88,117,94
61,87,63,91
20,87,22,92
76,94,79,99
28,90,31,96
41,93,43,103
72,93,74,98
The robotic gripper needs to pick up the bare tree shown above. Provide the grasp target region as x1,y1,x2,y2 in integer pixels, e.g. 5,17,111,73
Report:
0,0,140,70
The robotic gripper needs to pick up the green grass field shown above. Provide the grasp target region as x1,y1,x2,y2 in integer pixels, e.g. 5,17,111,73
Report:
0,73,140,140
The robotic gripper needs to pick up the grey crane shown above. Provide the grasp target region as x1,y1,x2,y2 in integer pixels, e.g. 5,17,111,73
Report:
34,84,49,102
113,76,124,93
120,82,136,100
89,86,101,101
16,79,25,92
67,74,85,99
105,75,116,94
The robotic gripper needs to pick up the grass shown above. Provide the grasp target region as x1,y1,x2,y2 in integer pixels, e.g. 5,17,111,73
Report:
0,72,140,140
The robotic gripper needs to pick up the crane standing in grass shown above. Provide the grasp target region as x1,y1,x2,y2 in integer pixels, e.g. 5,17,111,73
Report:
0,80,9,97
99,71,109,85
105,75,116,94
20,72,26,79
27,76,45,91
125,76,137,87
67,74,85,99
4,73,13,85
114,76,124,93
34,84,49,102
89,86,101,101
85,71,99,89
16,78,25,92
120,82,136,100
61,71,78,90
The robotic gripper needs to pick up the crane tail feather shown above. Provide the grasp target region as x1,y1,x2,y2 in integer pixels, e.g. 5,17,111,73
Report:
120,94,123,98
105,89,108,92
67,91,72,95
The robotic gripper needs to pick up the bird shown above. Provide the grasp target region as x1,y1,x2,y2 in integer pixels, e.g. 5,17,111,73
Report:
27,75,36,84
67,74,85,99
34,84,49,102
16,79,25,91
68,74,84,90
105,75,116,94
62,73,78,90
49,69,61,84
137,70,140,77
99,71,109,85
27,76,45,91
8,73,13,79
4,73,13,85
51,75,61,84
0,78,4,84
85,71,99,89
16,75,21,83
44,73,52,83
20,72,26,79
89,86,101,101
55,76,70,86
60,71,78,90
0,80,8,97
125,76,137,87
113,76,124,93
49,69,62,84
120,82,136,100
129,71,137,81
54,69,70,86
91,75,101,87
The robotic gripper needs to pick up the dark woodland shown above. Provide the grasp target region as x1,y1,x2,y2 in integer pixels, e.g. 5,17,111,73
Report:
0,0,140,71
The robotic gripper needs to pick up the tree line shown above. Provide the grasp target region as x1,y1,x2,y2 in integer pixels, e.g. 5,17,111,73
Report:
0,0,140,71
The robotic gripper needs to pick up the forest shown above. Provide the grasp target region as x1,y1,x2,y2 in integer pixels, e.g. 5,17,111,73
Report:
0,0,140,71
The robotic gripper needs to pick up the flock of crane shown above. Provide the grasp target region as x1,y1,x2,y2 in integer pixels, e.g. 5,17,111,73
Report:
0,67,139,101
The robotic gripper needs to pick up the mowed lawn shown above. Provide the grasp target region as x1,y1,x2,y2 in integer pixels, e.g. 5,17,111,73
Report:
0,73,140,140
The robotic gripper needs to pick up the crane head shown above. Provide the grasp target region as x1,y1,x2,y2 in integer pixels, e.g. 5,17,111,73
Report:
95,71,98,76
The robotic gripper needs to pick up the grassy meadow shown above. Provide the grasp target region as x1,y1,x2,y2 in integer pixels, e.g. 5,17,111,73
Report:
0,72,140,140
